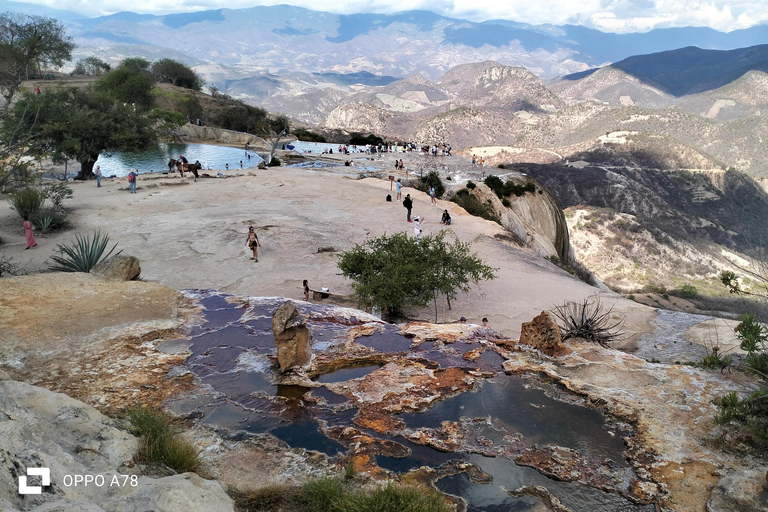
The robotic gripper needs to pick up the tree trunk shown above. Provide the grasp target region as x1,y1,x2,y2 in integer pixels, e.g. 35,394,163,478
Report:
76,159,97,181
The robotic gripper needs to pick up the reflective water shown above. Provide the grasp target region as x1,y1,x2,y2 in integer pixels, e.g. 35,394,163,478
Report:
94,142,263,177
170,291,650,510
632,309,714,364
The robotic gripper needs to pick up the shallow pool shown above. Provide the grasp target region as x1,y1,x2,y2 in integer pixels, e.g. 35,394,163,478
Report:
94,142,263,177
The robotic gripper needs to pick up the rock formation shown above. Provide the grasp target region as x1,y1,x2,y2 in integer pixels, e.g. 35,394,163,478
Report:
91,255,141,281
272,300,313,372
519,311,570,356
0,378,234,512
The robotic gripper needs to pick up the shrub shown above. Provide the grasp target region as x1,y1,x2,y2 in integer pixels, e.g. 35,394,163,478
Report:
714,388,768,444
675,284,698,298
501,198,511,208
128,407,200,474
294,128,326,142
268,156,281,167
9,187,45,221
41,182,73,212
466,180,476,190
48,231,121,272
31,209,68,233
551,298,625,346
416,171,445,198
451,189,499,223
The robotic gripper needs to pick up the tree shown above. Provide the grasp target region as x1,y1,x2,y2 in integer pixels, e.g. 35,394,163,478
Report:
2,87,158,180
0,13,73,106
94,60,155,111
72,56,110,76
337,231,496,320
151,58,203,90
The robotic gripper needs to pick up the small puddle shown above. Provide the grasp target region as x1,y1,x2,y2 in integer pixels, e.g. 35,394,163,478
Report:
315,365,381,383
438,454,653,512
354,325,413,352
399,374,628,464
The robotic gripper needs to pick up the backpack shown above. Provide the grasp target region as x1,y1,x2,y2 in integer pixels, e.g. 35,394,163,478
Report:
128,173,135,182
386,194,392,202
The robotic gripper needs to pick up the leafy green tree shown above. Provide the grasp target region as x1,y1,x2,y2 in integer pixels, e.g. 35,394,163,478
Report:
151,58,203,91
2,87,158,180
338,231,496,320
94,60,155,111
0,13,74,105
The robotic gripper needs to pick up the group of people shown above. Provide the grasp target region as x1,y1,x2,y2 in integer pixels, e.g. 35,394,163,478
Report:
401,188,452,238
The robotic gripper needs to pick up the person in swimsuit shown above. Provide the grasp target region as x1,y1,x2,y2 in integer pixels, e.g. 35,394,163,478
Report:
246,226,261,261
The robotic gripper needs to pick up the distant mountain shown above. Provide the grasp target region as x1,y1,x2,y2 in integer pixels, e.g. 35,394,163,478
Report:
0,0,82,20
562,44,768,97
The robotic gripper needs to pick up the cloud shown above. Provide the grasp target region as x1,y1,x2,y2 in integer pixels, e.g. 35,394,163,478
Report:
26,0,768,32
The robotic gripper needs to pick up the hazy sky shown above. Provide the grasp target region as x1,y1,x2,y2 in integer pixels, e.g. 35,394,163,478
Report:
30,0,768,33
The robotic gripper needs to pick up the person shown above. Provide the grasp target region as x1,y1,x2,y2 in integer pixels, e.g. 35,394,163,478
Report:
429,186,436,205
94,164,102,187
413,216,422,238
246,226,261,262
225,163,229,170
127,169,138,193
403,194,413,222
396,179,402,200
240,160,243,168
23,218,37,249
303,279,310,301
441,209,451,225
34,84,40,94
482,317,489,327
459,317,467,324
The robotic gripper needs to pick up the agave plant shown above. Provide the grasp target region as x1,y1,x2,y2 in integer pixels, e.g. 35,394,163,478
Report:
48,231,122,273
551,298,625,346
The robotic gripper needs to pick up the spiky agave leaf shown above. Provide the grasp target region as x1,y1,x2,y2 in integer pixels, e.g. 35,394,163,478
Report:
551,298,625,346
48,231,122,273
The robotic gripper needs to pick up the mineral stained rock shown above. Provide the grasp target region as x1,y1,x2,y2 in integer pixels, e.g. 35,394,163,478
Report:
91,255,141,281
519,310,569,356
272,300,312,372
707,469,768,512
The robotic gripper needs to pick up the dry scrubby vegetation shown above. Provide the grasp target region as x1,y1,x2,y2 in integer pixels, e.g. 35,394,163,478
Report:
127,407,201,474
231,477,450,512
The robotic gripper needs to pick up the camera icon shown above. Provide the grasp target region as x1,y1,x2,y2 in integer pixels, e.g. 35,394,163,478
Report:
19,468,51,495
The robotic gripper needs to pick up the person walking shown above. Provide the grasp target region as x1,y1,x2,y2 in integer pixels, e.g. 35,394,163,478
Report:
127,169,138,193
94,165,102,187
396,179,402,200
23,218,37,249
403,194,413,222
429,186,436,205
246,226,262,262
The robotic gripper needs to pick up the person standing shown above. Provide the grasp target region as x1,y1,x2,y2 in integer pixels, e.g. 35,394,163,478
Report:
413,216,423,238
94,165,102,187
429,186,436,205
303,279,310,301
128,169,138,193
246,226,261,262
396,179,402,200
23,218,37,249
403,194,413,222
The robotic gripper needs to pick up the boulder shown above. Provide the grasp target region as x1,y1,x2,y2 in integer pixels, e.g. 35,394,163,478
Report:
707,469,768,512
91,255,141,281
272,301,312,372
519,311,570,356
0,380,235,512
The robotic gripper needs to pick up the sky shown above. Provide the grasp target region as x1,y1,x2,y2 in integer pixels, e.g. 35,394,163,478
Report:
23,0,768,33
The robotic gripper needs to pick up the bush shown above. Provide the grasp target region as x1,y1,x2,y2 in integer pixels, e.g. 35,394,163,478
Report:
128,407,200,473
31,210,68,233
232,477,451,512
483,175,536,198
501,198,511,208
268,156,281,167
675,284,698,298
294,128,326,142
466,180,476,190
714,388,768,444
551,298,625,346
48,231,121,272
451,189,499,223
9,187,45,221
416,171,445,198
